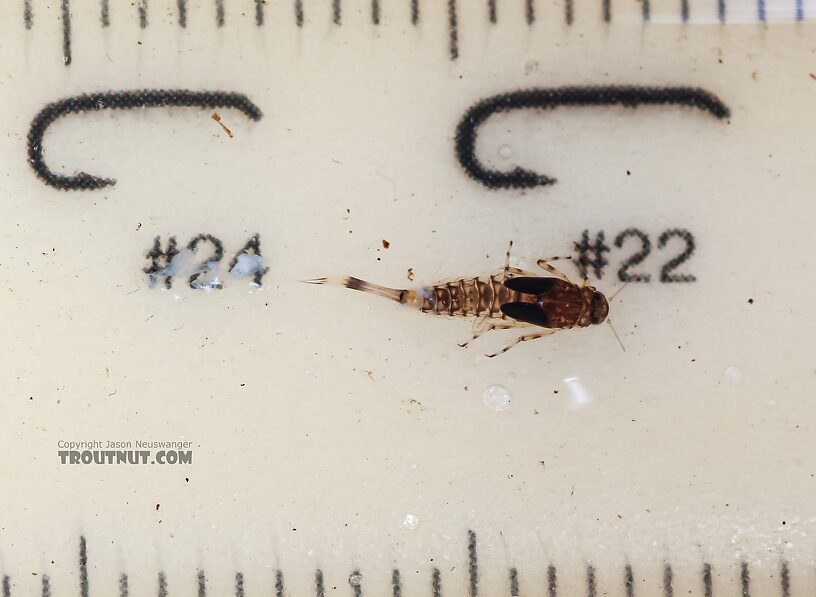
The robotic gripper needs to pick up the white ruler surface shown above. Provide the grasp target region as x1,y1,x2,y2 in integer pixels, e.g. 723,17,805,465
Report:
0,1,815,595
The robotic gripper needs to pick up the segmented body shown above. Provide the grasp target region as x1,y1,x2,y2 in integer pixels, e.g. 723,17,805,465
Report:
305,243,612,356
410,273,600,329
413,274,516,319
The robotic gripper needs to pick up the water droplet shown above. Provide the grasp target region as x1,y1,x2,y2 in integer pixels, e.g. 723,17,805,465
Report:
483,384,511,412
498,144,513,159
722,366,742,386
349,571,363,587
403,514,420,530
563,376,593,409
229,253,265,278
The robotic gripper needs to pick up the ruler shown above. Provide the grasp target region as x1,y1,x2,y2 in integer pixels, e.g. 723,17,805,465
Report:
1,0,814,595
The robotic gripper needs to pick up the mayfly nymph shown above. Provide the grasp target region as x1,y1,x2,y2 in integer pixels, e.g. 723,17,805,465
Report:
306,242,620,357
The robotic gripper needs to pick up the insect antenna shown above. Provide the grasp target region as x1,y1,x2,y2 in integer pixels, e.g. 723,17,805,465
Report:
605,281,630,351
606,319,626,352
607,280,631,303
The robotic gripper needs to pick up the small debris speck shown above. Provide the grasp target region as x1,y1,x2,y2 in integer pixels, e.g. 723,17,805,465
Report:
747,298,754,304
211,112,234,138
382,239,390,249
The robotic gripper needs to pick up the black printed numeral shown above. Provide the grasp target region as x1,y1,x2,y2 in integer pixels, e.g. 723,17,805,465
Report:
575,228,697,283
187,233,225,289
657,229,696,283
614,228,651,283
228,234,269,287
144,234,268,290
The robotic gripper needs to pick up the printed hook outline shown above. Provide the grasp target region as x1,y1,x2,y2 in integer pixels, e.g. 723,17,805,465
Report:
28,89,263,191
454,86,730,189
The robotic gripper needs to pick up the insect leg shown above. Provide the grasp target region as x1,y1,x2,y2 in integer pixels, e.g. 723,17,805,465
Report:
485,329,558,358
502,242,544,277
503,240,514,273
506,266,541,277
536,257,573,282
459,322,530,348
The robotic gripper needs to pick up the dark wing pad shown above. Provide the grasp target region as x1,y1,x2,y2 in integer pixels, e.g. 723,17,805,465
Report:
504,276,561,295
501,302,552,327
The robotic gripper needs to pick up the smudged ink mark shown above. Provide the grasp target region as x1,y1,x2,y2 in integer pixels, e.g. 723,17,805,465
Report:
348,571,363,596
234,572,244,597
139,0,148,28
624,565,634,597
275,570,284,597
547,566,557,597
663,564,673,597
780,561,790,597
702,563,712,597
28,89,262,190
448,0,458,60
61,0,71,65
24,0,33,29
79,536,89,597
157,572,168,597
586,565,596,597
509,567,519,596
454,86,729,190
144,236,179,289
295,0,303,26
392,569,402,597
315,569,325,597
216,0,225,26
468,530,478,596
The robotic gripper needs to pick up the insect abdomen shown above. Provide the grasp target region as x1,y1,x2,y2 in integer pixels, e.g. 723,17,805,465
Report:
419,276,513,318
